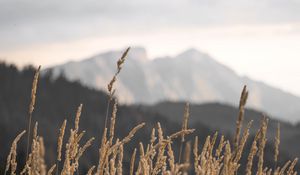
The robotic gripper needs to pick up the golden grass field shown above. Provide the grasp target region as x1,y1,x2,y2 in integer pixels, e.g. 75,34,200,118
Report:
4,47,298,175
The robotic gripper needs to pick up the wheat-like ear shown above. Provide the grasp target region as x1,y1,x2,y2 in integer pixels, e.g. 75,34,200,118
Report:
179,103,190,163
26,65,41,159
233,85,248,151
168,129,195,140
29,65,41,115
245,133,259,175
107,47,130,96
57,119,67,161
33,122,38,140
215,135,225,158
234,120,253,163
47,164,56,175
117,144,124,175
86,166,96,175
167,142,175,172
222,141,232,175
139,142,145,158
109,100,118,145
104,47,130,132
130,148,137,175
75,104,83,132
193,136,199,173
119,123,146,145
181,102,190,142
75,137,95,165
287,158,298,175
257,116,268,175
5,130,26,175
278,160,291,174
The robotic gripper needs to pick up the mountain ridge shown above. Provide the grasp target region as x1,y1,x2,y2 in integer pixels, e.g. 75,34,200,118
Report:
45,47,300,122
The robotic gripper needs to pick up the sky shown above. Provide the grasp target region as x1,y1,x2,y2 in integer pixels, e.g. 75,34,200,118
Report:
1,0,300,96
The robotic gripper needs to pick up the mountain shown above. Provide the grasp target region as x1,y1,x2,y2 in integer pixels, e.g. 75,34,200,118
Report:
46,47,300,122
1,62,299,174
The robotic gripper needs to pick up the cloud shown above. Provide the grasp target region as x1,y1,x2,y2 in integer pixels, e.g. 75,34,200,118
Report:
0,0,300,51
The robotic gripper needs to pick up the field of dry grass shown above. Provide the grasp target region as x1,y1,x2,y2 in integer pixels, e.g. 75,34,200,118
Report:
4,48,298,175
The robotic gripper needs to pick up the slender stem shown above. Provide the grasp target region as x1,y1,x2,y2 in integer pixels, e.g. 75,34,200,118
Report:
104,97,111,129
26,113,32,160
178,141,183,164
56,159,59,175
274,161,278,172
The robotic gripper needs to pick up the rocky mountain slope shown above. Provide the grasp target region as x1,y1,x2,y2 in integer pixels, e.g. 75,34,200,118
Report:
46,47,300,122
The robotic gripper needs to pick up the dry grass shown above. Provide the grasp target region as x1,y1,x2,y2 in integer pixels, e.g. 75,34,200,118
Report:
4,48,299,175
26,65,41,160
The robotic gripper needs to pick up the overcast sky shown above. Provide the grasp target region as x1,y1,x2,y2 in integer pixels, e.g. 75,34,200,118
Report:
1,0,300,96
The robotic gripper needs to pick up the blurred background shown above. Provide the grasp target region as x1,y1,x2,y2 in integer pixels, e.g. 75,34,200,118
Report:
1,0,300,174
